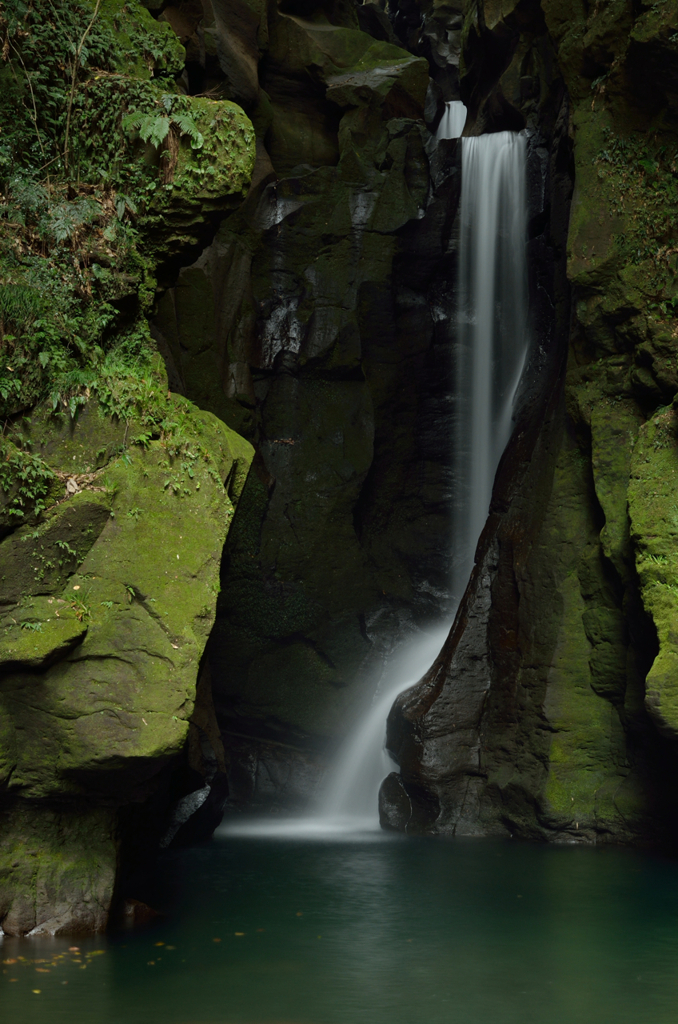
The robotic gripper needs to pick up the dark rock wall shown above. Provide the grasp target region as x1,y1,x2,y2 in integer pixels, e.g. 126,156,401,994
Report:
152,0,468,807
383,0,678,845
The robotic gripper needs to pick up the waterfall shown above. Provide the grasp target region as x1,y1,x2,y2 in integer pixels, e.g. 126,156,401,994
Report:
451,130,528,603
221,115,529,838
436,100,467,140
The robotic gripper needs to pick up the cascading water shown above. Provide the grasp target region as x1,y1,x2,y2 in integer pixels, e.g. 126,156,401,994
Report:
436,99,467,140
451,128,528,603
221,103,529,838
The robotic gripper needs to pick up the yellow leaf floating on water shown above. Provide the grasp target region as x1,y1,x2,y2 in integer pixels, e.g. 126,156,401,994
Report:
32,989,41,995
235,932,244,937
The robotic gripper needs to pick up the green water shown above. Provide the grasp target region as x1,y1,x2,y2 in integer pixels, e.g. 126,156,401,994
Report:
4,831,678,1023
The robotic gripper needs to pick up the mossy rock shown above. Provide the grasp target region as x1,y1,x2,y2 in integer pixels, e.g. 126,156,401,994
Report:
0,598,88,671
629,405,678,738
97,0,186,79
0,801,117,937
161,98,256,207
0,395,253,801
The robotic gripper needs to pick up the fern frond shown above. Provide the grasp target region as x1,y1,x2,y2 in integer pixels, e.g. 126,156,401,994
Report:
172,113,203,150
121,110,147,133
141,114,171,149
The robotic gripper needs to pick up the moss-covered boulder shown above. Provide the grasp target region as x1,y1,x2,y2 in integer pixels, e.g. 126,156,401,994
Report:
0,387,253,935
629,405,678,738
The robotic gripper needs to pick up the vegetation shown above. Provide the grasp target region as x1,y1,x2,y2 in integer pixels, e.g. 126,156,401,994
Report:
0,0,254,522
593,127,678,305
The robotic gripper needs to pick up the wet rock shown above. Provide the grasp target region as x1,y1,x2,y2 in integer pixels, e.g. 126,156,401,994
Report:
378,772,412,831
121,899,161,928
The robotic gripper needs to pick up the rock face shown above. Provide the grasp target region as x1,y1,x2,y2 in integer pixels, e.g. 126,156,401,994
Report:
0,395,253,935
383,0,678,845
151,0,467,805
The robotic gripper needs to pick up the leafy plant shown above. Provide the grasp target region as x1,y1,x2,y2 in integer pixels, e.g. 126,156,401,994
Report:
55,539,77,558
0,440,55,519
20,619,42,632
122,95,204,152
70,592,91,622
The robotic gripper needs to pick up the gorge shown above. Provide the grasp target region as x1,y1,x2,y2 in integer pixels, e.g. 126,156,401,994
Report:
2,0,678,1005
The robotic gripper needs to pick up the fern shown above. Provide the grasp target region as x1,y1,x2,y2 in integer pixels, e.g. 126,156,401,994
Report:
0,284,43,333
42,197,100,244
122,110,171,149
122,104,203,152
172,113,203,150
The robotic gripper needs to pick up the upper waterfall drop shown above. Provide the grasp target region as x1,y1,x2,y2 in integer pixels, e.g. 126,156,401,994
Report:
437,100,468,140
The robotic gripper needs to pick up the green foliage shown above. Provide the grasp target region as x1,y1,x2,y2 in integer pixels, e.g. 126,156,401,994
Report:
594,128,678,262
122,95,204,152
43,197,101,245
0,0,252,520
0,0,182,183
20,620,42,632
70,590,91,621
0,440,55,519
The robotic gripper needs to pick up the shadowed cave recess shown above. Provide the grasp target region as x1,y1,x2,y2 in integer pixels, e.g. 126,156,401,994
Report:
2,0,678,937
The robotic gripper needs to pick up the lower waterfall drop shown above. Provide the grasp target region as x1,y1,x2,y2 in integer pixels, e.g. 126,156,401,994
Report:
221,122,529,837
316,128,529,829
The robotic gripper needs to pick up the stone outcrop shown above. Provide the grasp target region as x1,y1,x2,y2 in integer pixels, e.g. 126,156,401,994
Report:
0,392,253,934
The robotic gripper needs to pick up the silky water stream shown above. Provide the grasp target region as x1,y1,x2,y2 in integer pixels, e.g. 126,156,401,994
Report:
221,106,529,837
10,111,678,1024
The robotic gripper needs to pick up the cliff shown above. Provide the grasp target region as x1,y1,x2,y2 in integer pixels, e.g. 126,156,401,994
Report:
383,0,678,845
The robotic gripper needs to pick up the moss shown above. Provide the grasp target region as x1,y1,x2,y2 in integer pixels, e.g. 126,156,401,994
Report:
0,801,117,936
0,394,253,797
0,598,88,670
628,405,678,736
143,97,255,241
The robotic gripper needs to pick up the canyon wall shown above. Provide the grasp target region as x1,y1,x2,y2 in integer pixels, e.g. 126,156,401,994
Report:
383,0,678,846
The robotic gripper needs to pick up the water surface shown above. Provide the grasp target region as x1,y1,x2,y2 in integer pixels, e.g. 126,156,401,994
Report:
4,831,678,1024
